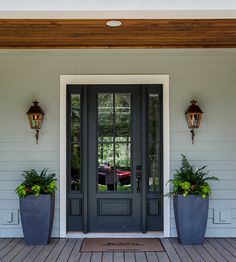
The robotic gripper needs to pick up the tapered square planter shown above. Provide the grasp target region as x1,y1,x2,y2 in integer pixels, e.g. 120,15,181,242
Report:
174,194,209,245
20,194,55,245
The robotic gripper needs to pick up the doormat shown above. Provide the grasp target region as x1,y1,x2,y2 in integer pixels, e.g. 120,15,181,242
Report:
80,238,164,252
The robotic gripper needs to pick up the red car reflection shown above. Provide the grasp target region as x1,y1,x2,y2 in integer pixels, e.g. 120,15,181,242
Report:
98,165,131,186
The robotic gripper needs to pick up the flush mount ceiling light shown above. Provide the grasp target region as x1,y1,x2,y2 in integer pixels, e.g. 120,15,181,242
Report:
106,20,122,27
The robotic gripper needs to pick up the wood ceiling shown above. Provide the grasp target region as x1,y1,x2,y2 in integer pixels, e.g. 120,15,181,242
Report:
0,19,236,48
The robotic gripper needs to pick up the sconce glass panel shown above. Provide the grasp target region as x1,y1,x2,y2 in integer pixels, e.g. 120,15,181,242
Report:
28,114,43,129
186,113,202,129
70,94,81,192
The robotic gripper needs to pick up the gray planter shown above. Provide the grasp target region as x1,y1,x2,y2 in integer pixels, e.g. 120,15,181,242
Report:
20,194,55,245
174,194,209,245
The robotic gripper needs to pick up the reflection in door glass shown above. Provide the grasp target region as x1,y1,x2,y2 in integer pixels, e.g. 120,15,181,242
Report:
97,93,131,192
70,94,81,191
148,94,161,192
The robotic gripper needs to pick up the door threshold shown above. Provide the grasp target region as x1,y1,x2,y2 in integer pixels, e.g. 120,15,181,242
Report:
66,231,164,238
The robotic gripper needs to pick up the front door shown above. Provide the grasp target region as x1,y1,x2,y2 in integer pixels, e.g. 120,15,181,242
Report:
88,85,142,232
67,84,163,233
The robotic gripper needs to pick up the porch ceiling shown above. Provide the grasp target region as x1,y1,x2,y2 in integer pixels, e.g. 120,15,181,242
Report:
1,19,236,48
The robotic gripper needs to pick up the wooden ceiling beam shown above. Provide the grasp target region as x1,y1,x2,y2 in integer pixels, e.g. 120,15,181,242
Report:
0,19,236,48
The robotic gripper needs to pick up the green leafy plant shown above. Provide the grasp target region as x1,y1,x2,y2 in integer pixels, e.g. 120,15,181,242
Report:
16,169,57,197
166,155,219,198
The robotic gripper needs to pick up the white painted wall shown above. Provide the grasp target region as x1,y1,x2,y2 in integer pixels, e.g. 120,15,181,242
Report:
0,49,235,237
1,0,235,11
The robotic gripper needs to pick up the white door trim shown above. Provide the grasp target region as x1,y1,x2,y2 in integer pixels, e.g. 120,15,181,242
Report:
60,74,170,237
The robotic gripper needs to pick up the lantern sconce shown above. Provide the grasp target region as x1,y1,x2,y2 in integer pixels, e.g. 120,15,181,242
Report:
185,100,203,144
26,100,44,144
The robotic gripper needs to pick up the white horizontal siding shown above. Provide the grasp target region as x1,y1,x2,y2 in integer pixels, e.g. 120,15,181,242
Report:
0,152,59,162
0,49,236,237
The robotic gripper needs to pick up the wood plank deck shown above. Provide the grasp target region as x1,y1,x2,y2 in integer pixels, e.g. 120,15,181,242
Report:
1,238,236,262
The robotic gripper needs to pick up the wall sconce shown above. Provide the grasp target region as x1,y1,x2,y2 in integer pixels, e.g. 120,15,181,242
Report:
185,100,203,144
26,100,44,144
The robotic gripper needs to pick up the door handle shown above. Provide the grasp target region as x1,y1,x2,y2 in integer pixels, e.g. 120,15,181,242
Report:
136,165,142,193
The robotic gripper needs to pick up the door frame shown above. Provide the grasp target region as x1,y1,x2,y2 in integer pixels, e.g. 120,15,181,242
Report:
60,75,170,238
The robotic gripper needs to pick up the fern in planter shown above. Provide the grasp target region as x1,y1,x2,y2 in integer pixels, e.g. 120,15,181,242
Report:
166,155,219,245
16,169,57,245
16,169,57,197
166,155,219,198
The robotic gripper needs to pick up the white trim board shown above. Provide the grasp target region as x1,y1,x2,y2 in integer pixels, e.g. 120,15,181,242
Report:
60,75,170,238
1,10,236,19
66,232,165,239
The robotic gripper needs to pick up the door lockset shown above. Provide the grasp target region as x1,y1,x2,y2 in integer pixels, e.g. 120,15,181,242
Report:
136,165,142,193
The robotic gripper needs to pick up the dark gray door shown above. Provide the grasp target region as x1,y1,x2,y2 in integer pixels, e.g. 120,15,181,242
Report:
67,84,163,233
88,85,142,232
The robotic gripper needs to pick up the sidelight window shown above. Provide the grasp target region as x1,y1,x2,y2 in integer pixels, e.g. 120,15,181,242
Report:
148,94,161,192
70,94,81,191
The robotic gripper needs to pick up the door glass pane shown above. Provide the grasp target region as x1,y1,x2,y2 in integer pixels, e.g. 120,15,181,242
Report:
97,93,131,192
148,94,161,192
115,94,131,138
149,94,160,142
70,94,81,191
98,94,113,140
115,143,131,191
